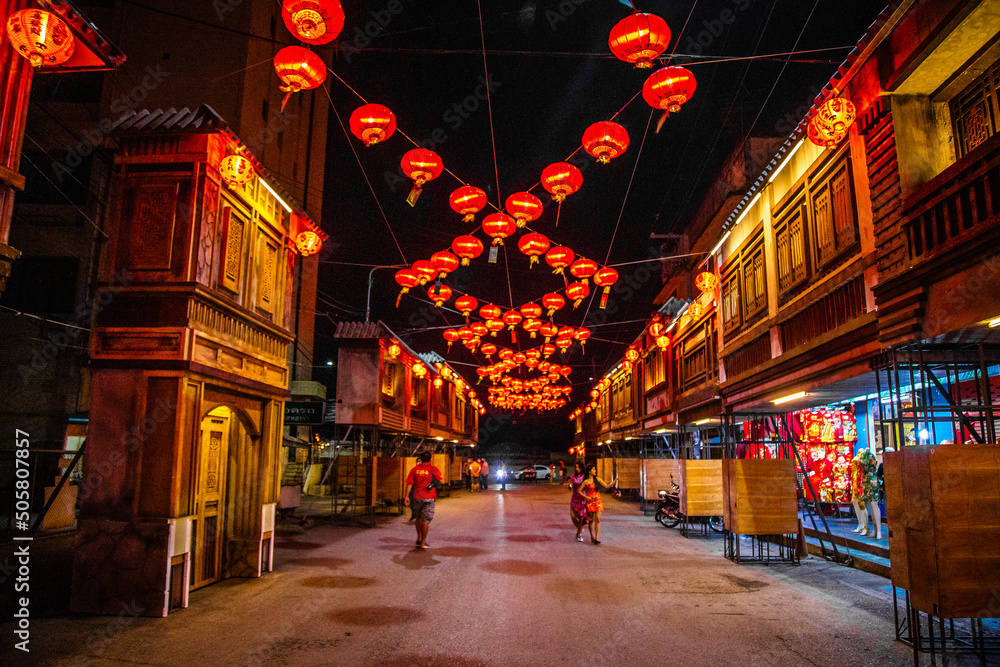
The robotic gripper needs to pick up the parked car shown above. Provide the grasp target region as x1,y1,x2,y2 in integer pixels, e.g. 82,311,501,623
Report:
513,465,551,481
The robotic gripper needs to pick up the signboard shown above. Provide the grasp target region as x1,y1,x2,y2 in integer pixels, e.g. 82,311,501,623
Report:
284,401,325,425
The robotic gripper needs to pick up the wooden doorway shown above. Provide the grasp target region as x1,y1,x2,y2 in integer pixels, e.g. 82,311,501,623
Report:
191,407,231,590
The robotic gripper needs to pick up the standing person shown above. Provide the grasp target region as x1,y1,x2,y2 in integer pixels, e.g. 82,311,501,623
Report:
568,461,589,542
479,458,489,491
469,458,481,493
404,452,442,549
558,460,566,483
580,463,617,544
549,464,555,484
463,458,472,492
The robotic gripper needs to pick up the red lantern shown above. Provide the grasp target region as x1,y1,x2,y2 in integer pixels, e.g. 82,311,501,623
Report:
594,266,619,309
608,12,671,69
656,335,669,350
541,162,583,226
520,303,543,320
694,270,718,293
625,348,640,363
455,295,479,321
295,231,322,256
574,327,591,353
219,155,255,187
411,260,437,285
545,246,576,275
480,304,502,320
808,97,857,148
540,323,559,342
452,235,484,265
465,338,480,352
430,250,460,279
458,326,475,341
349,103,396,146
566,282,590,308
274,46,327,111
450,185,488,222
525,347,542,360
643,66,696,114
687,302,705,320
559,365,572,377
502,310,523,330
569,258,599,283
558,326,576,340
443,328,461,351
542,292,565,317
582,121,630,164
517,232,550,267
482,213,516,246
400,148,444,206
480,342,497,360
498,348,514,361
281,0,344,45
6,9,75,69
505,192,543,228
523,319,543,338
428,284,452,307
470,321,488,339
485,319,505,336
525,357,540,369
394,269,420,307
649,321,665,337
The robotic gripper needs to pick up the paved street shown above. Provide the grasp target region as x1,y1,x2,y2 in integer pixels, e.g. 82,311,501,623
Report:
21,484,942,665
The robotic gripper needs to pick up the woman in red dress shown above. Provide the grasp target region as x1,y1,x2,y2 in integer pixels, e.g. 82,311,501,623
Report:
580,464,617,544
568,461,588,542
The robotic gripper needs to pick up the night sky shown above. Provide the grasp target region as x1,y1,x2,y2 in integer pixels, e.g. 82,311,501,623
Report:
315,0,886,449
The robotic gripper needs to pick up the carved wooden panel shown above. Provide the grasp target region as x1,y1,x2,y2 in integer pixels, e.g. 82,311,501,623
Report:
219,205,245,293
257,239,277,312
128,184,179,271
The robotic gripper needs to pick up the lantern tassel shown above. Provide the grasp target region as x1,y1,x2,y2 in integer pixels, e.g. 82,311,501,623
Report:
281,91,294,112
464,213,475,223
406,185,422,206
510,330,517,344
529,256,538,267
555,201,562,227
573,298,583,309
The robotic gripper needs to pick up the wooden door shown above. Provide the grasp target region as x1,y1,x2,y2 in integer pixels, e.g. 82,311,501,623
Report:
191,411,230,589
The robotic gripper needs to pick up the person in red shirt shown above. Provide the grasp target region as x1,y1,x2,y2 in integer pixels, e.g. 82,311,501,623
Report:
404,452,443,549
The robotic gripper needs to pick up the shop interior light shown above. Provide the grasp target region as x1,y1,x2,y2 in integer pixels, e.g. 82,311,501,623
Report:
773,391,807,405
768,140,804,183
260,178,292,212
989,316,1000,328
694,418,712,425
735,192,762,226
654,428,667,434
435,436,444,441
709,230,731,257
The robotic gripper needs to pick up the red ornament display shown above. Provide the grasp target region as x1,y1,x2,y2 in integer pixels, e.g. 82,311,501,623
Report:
608,11,671,69
485,319,505,336
593,266,619,309
452,235,484,265
541,162,583,203
542,292,565,317
642,66,697,114
479,304,502,321
482,212,517,245
394,269,420,307
807,97,857,148
281,0,345,45
569,257,599,283
449,185,488,222
520,303,543,320
518,232,550,267
295,231,322,256
274,46,327,111
6,9,75,69
505,191,543,228
523,318,543,338
427,283,452,307
480,342,497,360
574,327,591,352
400,148,444,206
219,155,255,187
443,328,461,351
430,250,460,279
455,295,479,321
545,246,576,274
566,281,590,308
582,121,630,164
349,103,396,146
694,270,718,293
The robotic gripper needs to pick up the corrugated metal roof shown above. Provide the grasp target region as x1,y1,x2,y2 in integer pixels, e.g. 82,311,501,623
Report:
331,321,391,339
109,105,229,135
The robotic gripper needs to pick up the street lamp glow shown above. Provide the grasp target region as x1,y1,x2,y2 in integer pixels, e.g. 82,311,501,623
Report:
989,316,1000,328
694,418,712,425
654,428,667,434
773,391,807,405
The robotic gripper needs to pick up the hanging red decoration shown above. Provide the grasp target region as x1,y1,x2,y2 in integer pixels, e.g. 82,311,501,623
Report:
608,11,671,69
411,260,437,285
458,326,475,341
523,319,543,338
558,326,576,340
520,303,543,320
273,46,327,111
295,231,322,256
542,292,565,317
7,9,76,69
649,321,665,337
541,162,583,227
428,284,452,308
687,302,705,320
443,328,461,351
582,121,630,164
518,232,550,267
455,295,479,322
656,335,670,350
450,185,488,222
566,282,590,308
485,319,505,336
505,192,543,228
555,337,573,352
625,348,640,363
542,343,556,358
482,213,517,246
807,97,857,148
540,322,559,340
559,365,573,377
694,270,718,293
394,269,420,307
480,304,502,321
569,258,600,284
430,250,460,279
480,342,497,360
545,246,576,275
219,155,255,187
642,66,697,114
464,338,480,352
400,148,444,206
349,103,396,146
502,310,523,330
593,266,619,309
498,348,514,361
574,327,591,353
470,321,488,339
452,235,484,265
281,0,344,45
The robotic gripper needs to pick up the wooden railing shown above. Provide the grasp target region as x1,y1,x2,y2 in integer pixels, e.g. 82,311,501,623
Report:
779,275,866,353
724,333,771,380
903,133,1000,260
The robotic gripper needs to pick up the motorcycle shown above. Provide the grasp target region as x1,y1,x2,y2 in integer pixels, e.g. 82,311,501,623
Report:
654,476,724,533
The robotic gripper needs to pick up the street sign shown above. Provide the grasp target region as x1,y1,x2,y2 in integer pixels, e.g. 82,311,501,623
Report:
284,401,325,425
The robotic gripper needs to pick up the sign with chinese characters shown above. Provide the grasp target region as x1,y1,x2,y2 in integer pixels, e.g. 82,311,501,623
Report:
284,401,325,425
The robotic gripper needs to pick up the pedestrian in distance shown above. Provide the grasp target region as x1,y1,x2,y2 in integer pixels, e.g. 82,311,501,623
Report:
558,460,566,483
404,451,443,549
549,463,555,484
568,461,589,542
469,458,481,493
580,463,618,544
479,458,489,491
463,458,472,492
